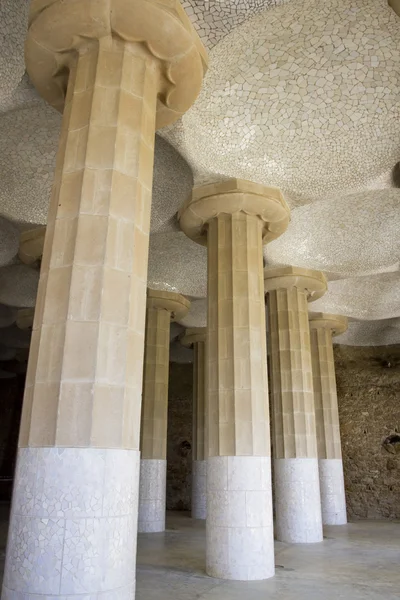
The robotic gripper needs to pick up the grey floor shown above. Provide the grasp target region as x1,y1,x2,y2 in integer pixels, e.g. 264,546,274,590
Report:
137,512,400,599
1,507,399,599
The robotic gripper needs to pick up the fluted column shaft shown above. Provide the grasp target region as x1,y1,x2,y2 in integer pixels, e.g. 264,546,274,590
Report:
179,180,289,580
179,179,289,580
265,267,327,544
206,212,274,578
4,40,156,600
3,2,206,597
192,338,207,518
181,328,208,520
310,313,348,525
138,290,189,533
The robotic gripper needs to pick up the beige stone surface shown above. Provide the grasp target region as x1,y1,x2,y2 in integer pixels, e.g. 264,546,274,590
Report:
26,0,207,128
20,38,159,449
265,267,327,458
180,180,289,457
19,0,204,451
18,227,45,265
182,327,206,461
141,289,190,460
309,313,348,460
178,178,290,246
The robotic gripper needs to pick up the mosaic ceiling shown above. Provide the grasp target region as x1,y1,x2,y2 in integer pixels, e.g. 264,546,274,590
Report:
0,0,399,346
165,0,400,206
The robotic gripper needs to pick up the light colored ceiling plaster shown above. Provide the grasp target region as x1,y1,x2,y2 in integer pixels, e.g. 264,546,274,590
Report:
169,340,194,363
334,318,400,347
0,0,29,104
264,190,400,277
0,217,20,266
164,0,400,205
0,305,17,328
311,273,400,321
170,322,185,342
0,0,399,347
148,232,207,297
0,102,193,230
0,265,39,308
0,102,61,226
179,298,207,328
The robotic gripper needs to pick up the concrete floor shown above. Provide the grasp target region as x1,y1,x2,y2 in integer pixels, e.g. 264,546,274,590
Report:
1,507,399,598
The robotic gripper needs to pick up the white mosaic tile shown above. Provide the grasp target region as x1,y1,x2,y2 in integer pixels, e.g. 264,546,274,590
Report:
264,190,400,277
192,460,207,519
0,99,192,230
274,458,323,543
165,0,400,206
0,0,29,104
148,232,207,297
4,515,64,594
169,340,194,364
319,458,347,525
334,317,400,346
0,265,39,308
182,0,290,50
311,272,400,321
0,217,19,267
138,459,167,533
179,298,207,328
206,456,274,580
0,304,17,328
3,447,140,597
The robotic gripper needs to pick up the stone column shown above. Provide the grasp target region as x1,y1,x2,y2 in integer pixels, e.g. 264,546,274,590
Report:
182,327,207,519
264,267,327,544
139,289,189,533
179,179,290,580
309,312,348,525
2,3,206,598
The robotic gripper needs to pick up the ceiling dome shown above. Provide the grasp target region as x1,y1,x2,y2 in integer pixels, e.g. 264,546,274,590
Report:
264,190,400,276
168,0,400,204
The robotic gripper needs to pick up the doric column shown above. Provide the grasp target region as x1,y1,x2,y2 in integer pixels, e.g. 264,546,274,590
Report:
182,327,207,520
139,289,189,533
2,3,206,598
179,179,290,580
309,312,348,525
264,266,327,544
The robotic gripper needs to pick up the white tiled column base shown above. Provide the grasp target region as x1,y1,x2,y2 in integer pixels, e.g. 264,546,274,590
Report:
274,458,323,543
319,458,347,525
192,460,207,520
2,447,139,599
138,459,166,533
206,456,275,581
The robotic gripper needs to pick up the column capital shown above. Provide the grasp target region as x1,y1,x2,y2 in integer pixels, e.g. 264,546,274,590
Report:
309,312,348,336
19,227,46,265
264,266,327,302
178,178,290,246
147,288,190,321
26,0,208,127
181,327,207,347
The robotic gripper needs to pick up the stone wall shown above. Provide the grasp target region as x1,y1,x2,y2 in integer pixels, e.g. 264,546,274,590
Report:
335,344,400,521
166,362,193,511
166,346,400,520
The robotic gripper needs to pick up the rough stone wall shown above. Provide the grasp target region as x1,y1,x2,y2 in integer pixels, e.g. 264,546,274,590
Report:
335,344,400,520
166,346,400,520
166,362,193,511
